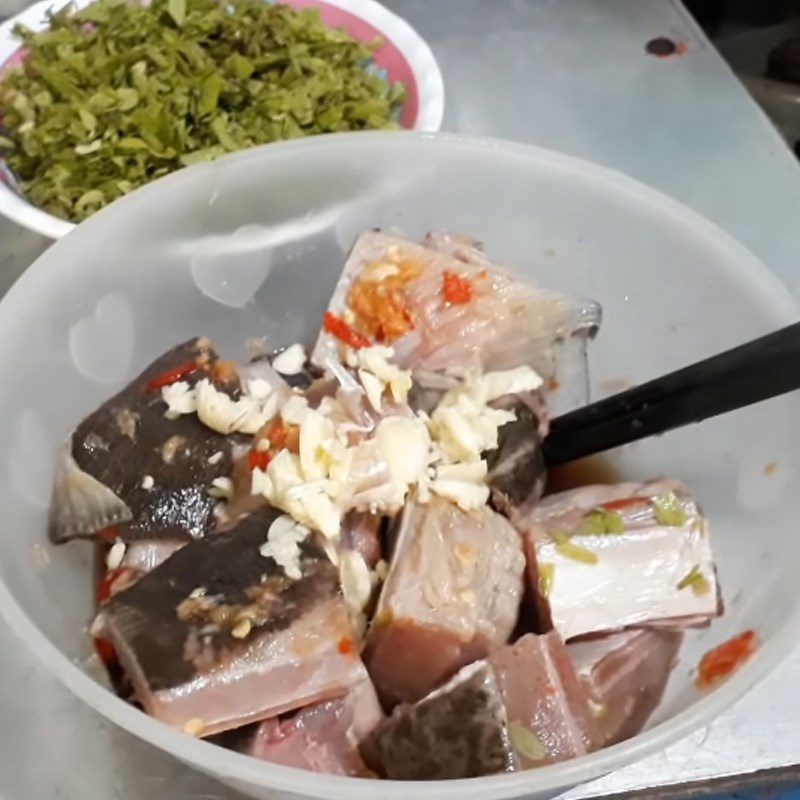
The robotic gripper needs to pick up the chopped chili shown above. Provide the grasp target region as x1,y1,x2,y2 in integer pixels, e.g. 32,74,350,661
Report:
696,630,757,689
262,419,299,455
599,496,648,512
97,566,139,605
94,636,117,666
442,270,474,305
145,361,199,392
547,379,561,392
345,259,418,343
338,636,356,655
248,449,271,472
97,525,121,542
323,312,371,350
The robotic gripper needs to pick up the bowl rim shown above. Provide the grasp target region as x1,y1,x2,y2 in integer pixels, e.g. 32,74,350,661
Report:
0,0,445,240
1,130,799,799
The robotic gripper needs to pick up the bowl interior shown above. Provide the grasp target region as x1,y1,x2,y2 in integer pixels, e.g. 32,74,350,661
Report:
0,132,798,800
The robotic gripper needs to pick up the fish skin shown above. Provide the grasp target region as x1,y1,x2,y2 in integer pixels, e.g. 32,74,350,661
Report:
364,498,524,707
98,508,366,736
486,391,549,525
49,339,236,544
362,661,518,780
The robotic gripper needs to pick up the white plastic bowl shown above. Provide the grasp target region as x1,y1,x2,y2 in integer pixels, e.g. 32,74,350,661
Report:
0,0,444,239
0,132,798,800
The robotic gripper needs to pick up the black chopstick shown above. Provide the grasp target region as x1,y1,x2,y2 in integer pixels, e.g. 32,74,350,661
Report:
542,321,800,467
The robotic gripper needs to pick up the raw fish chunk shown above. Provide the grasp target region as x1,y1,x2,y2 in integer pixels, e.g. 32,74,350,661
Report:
49,339,235,543
311,232,600,394
490,632,601,767
364,497,525,706
523,480,720,640
229,679,383,777
567,628,682,744
362,661,518,779
97,508,366,736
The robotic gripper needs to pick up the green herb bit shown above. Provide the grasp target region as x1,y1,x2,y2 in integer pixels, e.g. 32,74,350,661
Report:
538,563,554,597
508,721,546,762
552,531,598,565
653,492,688,527
0,0,407,222
582,508,625,535
677,564,711,596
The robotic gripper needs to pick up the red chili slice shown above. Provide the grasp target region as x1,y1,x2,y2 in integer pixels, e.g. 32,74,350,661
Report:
696,630,757,689
323,312,371,350
248,449,271,472
338,636,356,655
145,361,199,392
94,636,117,666
599,496,649,512
97,566,139,605
442,270,474,305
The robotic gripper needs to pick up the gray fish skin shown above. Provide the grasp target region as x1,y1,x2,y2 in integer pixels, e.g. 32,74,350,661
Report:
49,338,235,544
362,661,518,780
98,508,367,736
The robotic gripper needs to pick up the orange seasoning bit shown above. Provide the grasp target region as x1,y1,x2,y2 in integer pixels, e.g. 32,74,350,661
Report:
696,630,758,690
338,636,356,656
442,270,474,306
323,312,371,350
345,258,420,343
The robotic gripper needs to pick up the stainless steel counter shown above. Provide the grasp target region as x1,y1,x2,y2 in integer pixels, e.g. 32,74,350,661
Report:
2,1,800,798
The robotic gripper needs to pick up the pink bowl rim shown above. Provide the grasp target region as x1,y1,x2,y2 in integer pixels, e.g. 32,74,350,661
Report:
0,0,444,239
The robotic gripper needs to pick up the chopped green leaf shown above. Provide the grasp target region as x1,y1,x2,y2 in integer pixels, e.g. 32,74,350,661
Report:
677,564,710,596
583,508,625,535
538,563,554,597
653,492,687,526
167,0,186,27
1,0,406,222
509,722,546,762
552,531,598,565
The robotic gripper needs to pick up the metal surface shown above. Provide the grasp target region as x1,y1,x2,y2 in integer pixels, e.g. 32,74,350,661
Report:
2,0,800,798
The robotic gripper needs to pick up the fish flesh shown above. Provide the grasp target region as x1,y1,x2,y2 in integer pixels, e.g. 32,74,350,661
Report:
49,339,237,544
96,508,366,736
362,661,518,779
490,632,601,767
363,630,600,779
223,679,383,777
311,231,600,400
364,497,525,706
567,628,682,745
340,511,383,569
522,480,720,640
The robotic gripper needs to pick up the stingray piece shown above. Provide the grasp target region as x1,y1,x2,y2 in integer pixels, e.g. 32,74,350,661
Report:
221,679,384,777
486,390,549,525
521,479,721,640
490,633,601,767
364,498,524,707
567,628,682,745
362,661,518,780
97,508,366,736
311,232,600,411
49,339,236,544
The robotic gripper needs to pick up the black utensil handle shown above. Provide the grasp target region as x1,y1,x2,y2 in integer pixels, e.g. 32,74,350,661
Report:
543,320,800,466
